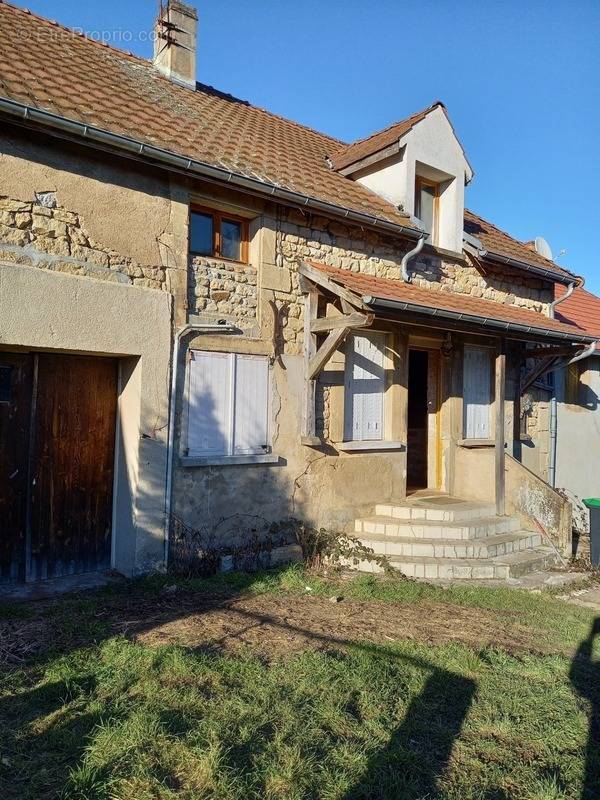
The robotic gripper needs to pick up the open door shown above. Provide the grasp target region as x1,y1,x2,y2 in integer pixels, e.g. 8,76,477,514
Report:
407,349,440,491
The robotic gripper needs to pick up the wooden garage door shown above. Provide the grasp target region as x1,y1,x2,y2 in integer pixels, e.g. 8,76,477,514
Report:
0,352,118,582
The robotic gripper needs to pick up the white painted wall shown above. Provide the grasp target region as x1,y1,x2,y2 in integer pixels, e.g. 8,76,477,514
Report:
355,106,471,253
555,357,600,500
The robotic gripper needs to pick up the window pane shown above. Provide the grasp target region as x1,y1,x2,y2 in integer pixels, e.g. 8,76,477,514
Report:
221,219,242,261
417,182,436,241
190,211,213,255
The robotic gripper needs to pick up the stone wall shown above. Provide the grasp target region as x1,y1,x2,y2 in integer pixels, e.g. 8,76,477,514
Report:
0,195,167,289
189,255,257,320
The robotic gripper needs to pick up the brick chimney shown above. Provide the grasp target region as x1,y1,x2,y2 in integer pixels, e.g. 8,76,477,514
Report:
153,1,198,89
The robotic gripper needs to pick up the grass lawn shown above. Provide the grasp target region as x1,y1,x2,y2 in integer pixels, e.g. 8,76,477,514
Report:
1,567,599,799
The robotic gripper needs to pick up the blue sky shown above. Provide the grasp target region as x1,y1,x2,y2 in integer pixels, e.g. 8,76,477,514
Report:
25,0,600,291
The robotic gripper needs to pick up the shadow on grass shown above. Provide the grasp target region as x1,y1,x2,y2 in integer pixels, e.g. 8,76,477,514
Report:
570,617,600,800
1,572,478,799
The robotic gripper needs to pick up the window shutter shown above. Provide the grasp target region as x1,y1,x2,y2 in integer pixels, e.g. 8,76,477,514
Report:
345,333,385,441
233,354,269,454
187,351,232,456
463,346,492,439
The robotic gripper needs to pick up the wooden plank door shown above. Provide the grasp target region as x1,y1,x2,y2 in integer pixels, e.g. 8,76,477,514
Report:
29,354,118,580
0,353,33,583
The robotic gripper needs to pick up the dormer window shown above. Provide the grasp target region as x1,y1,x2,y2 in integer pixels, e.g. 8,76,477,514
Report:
415,177,439,244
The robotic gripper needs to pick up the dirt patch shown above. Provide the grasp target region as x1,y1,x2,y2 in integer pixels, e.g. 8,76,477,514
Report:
122,592,554,660
0,588,561,668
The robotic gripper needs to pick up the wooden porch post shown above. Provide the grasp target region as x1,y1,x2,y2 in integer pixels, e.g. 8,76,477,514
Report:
301,288,319,442
495,341,506,516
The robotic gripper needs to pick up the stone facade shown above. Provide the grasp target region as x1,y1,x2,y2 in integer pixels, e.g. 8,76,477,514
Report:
0,195,167,289
261,210,554,358
188,255,258,320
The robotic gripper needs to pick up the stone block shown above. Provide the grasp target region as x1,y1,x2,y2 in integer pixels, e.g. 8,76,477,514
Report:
0,223,29,246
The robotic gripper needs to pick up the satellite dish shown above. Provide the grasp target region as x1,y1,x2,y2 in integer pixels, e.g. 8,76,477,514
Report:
534,236,553,261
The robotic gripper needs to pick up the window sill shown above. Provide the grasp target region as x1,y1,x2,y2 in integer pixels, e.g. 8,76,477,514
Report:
336,440,405,452
190,254,249,268
179,453,281,467
457,438,495,448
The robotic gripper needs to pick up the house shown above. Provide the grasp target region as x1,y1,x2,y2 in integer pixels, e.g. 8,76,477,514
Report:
550,286,600,554
0,0,596,587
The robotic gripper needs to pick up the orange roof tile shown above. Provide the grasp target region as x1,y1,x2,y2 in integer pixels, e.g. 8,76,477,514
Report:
554,285,600,348
329,103,442,171
0,1,580,285
310,262,595,342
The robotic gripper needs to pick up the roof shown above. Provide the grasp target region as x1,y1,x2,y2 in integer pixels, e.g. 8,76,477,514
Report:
329,103,442,172
464,210,576,280
310,262,595,343
554,285,600,349
0,1,579,285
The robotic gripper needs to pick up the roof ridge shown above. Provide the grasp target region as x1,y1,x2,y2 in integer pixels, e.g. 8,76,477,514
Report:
331,101,444,156
0,0,143,62
0,0,347,149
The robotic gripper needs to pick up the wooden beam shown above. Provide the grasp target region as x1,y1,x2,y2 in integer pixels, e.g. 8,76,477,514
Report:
298,261,366,310
308,326,351,380
520,355,558,395
495,342,506,516
310,311,373,333
301,288,319,439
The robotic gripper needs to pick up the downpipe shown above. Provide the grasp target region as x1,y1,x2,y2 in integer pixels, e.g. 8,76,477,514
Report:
401,234,426,282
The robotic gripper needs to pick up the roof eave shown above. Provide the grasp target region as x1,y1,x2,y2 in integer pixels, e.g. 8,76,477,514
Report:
0,96,422,242
482,249,579,287
362,294,597,345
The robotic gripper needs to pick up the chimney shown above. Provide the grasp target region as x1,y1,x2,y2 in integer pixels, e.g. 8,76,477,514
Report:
153,1,198,89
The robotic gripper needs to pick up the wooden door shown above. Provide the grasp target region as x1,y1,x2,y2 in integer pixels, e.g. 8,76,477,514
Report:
28,354,118,580
0,353,33,583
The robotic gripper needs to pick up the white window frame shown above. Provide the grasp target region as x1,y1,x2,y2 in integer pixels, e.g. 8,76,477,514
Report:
184,350,272,460
462,345,493,440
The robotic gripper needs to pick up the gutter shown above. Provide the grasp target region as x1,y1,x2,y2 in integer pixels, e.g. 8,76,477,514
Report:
361,295,597,344
0,96,422,242
481,250,578,287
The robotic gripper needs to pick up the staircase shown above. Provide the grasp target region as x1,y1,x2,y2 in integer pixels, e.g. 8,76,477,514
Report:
351,491,559,580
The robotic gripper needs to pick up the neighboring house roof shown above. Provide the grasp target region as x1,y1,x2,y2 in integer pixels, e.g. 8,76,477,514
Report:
0,1,579,285
329,102,442,171
310,262,596,343
554,285,600,349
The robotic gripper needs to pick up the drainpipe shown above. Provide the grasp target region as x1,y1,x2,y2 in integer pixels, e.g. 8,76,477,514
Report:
163,321,238,565
401,234,426,282
549,281,576,319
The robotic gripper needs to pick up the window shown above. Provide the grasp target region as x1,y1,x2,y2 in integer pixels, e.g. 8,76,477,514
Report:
415,177,439,244
344,332,386,441
463,346,492,438
189,207,248,262
186,350,270,457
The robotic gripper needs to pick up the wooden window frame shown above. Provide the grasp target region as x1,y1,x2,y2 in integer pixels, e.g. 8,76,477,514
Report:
414,176,440,245
189,205,249,264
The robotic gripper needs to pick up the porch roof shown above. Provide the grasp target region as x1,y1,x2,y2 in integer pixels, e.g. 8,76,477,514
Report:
308,262,597,344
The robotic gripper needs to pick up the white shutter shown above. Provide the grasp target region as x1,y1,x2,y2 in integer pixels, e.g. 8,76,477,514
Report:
187,351,232,456
345,333,385,441
463,346,492,439
233,354,269,454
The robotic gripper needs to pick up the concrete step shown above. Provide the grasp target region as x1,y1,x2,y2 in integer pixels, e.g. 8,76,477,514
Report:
345,546,559,580
357,530,542,559
355,515,520,540
375,499,497,522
